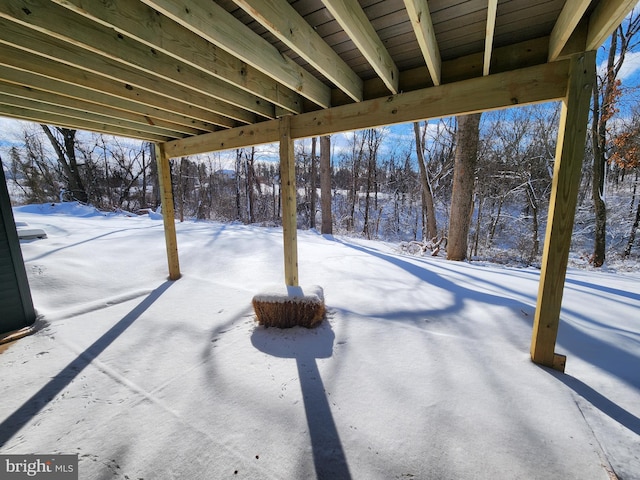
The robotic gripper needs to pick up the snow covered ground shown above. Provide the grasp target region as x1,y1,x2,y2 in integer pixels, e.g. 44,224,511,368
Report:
1,202,639,479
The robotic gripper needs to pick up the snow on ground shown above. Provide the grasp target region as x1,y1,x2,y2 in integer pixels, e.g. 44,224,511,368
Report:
1,202,639,479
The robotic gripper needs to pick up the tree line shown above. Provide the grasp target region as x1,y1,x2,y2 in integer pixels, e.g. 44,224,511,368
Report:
3,17,640,266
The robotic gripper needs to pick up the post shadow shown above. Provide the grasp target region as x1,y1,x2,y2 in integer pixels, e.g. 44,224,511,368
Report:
251,321,352,480
542,367,640,436
0,281,174,447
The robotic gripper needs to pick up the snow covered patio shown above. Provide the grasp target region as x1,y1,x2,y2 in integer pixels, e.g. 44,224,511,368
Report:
1,204,638,479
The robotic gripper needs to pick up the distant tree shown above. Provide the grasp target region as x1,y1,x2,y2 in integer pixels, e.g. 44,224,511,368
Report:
590,13,640,266
40,126,88,203
320,136,333,235
413,121,437,241
234,149,243,221
310,137,317,229
362,128,384,239
448,113,482,261
347,131,366,231
608,107,640,257
12,129,59,203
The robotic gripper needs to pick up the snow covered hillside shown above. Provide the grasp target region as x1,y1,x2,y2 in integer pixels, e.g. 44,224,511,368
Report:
1,203,638,479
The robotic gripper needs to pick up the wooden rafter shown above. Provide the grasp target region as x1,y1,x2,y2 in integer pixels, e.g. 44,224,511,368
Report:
141,0,331,108
0,2,272,120
321,0,400,94
548,0,591,61
484,0,498,76
0,44,238,131
0,101,171,142
403,0,441,86
232,0,363,102
164,61,570,158
0,19,256,125
51,0,303,114
0,63,221,134
0,83,199,139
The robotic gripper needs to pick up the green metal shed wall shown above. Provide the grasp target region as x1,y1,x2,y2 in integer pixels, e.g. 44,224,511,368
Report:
0,164,35,334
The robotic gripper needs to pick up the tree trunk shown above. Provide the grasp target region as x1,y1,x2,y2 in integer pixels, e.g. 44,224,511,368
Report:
178,158,186,222
526,181,540,262
245,147,256,223
591,82,608,267
320,136,333,235
472,194,483,257
488,196,504,247
447,113,482,261
413,122,437,240
588,20,640,266
363,132,373,238
624,197,640,257
310,137,317,229
41,126,88,203
349,134,365,231
235,149,242,221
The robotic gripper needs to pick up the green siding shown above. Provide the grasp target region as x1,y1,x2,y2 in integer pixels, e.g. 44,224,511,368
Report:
0,165,35,333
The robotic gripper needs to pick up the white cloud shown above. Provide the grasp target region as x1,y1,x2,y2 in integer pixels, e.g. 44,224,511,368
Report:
596,49,640,84
616,50,640,83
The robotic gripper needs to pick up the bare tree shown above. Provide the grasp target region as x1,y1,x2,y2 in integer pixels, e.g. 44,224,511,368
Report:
320,136,333,235
447,113,482,261
590,13,640,266
310,137,317,229
363,128,384,239
40,126,88,203
413,121,437,241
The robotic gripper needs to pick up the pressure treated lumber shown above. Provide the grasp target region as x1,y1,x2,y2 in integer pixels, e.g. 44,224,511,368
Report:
530,51,596,370
164,61,569,158
279,115,299,287
154,143,181,281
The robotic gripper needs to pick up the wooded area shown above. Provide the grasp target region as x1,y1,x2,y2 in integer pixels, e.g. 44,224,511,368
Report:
3,5,640,270
3,90,640,266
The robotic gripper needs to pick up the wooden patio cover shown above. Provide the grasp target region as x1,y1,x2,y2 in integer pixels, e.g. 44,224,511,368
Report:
0,0,637,369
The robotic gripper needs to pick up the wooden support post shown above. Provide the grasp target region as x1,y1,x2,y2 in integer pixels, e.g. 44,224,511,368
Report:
279,115,299,286
531,51,595,371
154,143,181,281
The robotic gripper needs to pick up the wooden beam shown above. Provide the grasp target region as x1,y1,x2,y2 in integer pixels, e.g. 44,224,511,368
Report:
0,62,222,133
548,0,591,61
329,36,551,105
321,0,399,94
154,143,181,281
0,103,171,142
531,51,596,370
403,0,441,86
279,116,299,286
0,0,274,119
165,122,281,158
587,0,639,50
0,17,256,125
232,0,362,102
0,82,200,138
0,44,238,130
0,93,176,141
52,0,303,114
164,60,570,158
141,0,331,108
290,59,567,138
483,0,498,76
